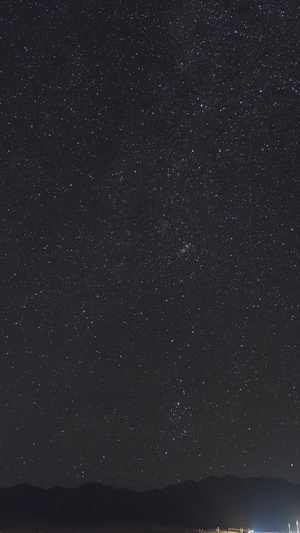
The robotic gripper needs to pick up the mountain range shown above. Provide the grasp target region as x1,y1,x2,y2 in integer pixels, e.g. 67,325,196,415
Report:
0,475,298,530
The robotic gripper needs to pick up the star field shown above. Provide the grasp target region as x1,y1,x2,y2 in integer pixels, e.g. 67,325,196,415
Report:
1,0,300,490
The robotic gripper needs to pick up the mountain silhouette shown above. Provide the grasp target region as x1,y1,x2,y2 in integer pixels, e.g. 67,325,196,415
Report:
0,476,298,530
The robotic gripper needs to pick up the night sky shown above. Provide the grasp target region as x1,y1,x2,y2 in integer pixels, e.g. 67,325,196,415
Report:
2,0,300,491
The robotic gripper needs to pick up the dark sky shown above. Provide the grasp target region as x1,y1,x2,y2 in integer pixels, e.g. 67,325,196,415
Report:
2,0,300,491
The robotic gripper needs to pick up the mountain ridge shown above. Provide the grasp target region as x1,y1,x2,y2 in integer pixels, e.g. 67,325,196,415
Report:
0,475,298,530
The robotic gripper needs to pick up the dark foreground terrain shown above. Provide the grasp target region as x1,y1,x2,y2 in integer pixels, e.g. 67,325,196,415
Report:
0,526,199,532
0,476,299,531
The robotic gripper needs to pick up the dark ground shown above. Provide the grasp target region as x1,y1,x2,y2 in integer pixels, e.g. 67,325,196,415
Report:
0,525,201,532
